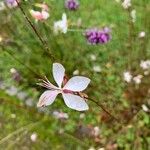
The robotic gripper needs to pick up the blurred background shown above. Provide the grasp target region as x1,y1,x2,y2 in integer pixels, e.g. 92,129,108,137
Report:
0,0,150,149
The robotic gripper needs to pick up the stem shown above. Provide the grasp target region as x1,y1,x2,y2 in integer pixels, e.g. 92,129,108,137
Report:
87,97,120,123
15,0,55,61
0,121,40,145
1,45,42,79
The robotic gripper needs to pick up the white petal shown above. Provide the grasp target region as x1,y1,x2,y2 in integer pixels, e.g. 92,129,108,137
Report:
53,63,65,88
63,76,90,92
62,93,89,111
37,90,59,107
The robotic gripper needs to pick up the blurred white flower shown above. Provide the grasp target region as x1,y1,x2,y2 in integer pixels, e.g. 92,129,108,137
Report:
140,60,150,70
11,113,16,119
133,75,143,84
142,104,149,112
30,133,37,142
0,36,3,42
98,148,105,150
6,86,18,96
93,126,100,137
88,147,96,150
138,31,146,38
93,65,101,73
123,71,132,83
53,111,69,119
130,9,136,22
73,69,79,75
0,2,5,11
144,71,149,75
122,0,131,9
54,13,68,34
79,113,85,119
115,0,120,3
90,54,97,61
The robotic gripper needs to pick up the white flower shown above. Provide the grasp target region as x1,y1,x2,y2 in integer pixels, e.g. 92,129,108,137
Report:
93,126,100,137
37,63,90,111
115,0,120,3
30,133,37,142
133,75,143,84
53,111,69,119
79,113,85,119
130,9,136,23
90,54,97,61
0,2,5,11
123,71,132,83
54,13,68,34
142,104,149,112
93,65,101,73
138,31,146,38
73,69,79,75
122,0,131,9
140,60,150,70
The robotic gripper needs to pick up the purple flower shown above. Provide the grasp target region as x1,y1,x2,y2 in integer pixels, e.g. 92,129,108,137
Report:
5,0,19,8
85,27,111,45
65,0,79,11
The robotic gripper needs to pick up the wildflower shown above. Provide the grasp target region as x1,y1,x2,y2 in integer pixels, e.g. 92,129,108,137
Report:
53,111,69,119
139,31,146,38
0,2,6,11
37,63,90,111
130,9,136,23
30,10,49,21
54,13,68,34
10,68,21,82
122,0,131,9
93,126,100,137
133,75,143,84
79,113,85,119
85,27,111,45
123,71,132,83
115,0,120,3
90,54,97,61
5,0,19,8
65,0,79,11
140,60,150,70
93,65,101,73
30,133,37,142
73,69,79,75
142,104,149,112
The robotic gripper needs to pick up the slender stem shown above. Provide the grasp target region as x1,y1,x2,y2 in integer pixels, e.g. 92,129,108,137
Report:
15,0,55,61
87,97,120,123
0,121,40,145
1,45,42,79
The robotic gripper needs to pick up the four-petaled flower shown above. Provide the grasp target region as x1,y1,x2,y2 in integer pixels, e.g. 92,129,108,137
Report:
53,13,68,34
37,63,90,111
30,9,49,21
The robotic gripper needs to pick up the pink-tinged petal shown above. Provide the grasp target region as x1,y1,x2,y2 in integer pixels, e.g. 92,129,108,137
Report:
41,10,49,20
37,90,59,107
62,93,89,111
63,76,90,92
53,63,65,88
30,10,43,20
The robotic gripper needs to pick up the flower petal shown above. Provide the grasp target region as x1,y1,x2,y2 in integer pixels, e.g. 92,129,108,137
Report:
37,90,59,107
53,63,65,88
62,93,89,111
63,76,90,92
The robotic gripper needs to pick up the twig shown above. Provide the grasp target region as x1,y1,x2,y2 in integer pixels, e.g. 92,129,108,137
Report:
15,0,55,61
87,97,120,123
0,121,40,145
